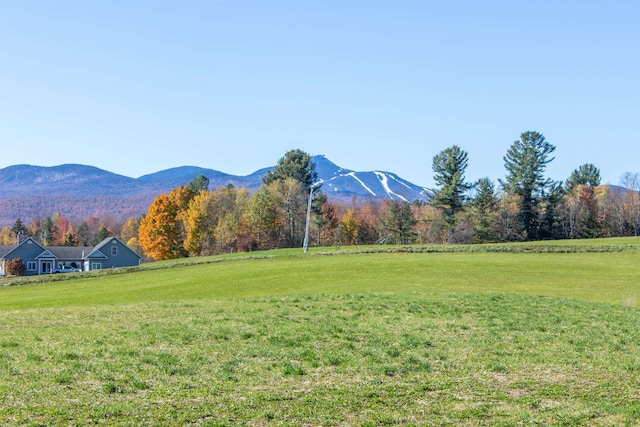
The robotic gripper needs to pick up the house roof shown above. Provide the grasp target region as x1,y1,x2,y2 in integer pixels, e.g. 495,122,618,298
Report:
35,250,57,259
87,250,108,259
0,246,13,258
47,246,94,259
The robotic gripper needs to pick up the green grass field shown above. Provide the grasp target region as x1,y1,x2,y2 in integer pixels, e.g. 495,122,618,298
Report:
1,238,639,426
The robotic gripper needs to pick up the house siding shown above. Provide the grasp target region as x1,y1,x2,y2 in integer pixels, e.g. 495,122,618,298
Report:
3,239,48,276
87,238,142,270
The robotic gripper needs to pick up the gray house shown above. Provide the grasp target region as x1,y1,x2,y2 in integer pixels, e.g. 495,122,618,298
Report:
0,237,142,276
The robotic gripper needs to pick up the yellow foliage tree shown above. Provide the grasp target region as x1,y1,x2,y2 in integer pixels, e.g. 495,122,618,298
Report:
341,209,358,245
184,190,215,256
120,217,140,244
184,185,251,256
126,237,145,259
0,226,15,245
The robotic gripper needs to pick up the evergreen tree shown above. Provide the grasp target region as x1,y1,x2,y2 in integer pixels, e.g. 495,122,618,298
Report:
76,222,91,246
502,131,557,240
63,232,78,246
537,182,564,240
11,218,27,237
470,177,498,242
42,217,55,245
91,226,110,245
189,174,210,194
578,186,601,238
565,163,601,193
430,145,472,225
379,201,417,244
262,149,318,189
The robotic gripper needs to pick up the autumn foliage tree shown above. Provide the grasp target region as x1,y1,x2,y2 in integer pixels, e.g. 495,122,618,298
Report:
0,226,16,245
277,178,307,247
120,217,140,244
363,202,386,244
139,194,180,260
75,217,119,246
245,178,307,248
620,172,640,236
341,209,358,245
311,193,339,246
245,184,283,250
259,150,318,248
184,191,214,256
335,199,383,245
214,186,250,253
184,184,250,255
139,186,195,260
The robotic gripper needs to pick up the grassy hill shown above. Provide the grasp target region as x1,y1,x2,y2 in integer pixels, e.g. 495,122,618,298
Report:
1,238,639,425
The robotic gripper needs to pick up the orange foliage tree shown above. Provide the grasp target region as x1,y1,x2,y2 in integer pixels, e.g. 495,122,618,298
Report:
139,186,195,260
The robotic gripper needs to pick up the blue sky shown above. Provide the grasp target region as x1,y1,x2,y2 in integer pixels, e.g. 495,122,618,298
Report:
1,0,638,188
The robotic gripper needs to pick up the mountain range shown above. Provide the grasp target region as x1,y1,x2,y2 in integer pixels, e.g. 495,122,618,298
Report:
0,156,429,227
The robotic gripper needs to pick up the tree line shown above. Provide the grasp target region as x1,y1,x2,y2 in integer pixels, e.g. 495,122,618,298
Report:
2,133,639,261
0,214,127,248
429,131,639,242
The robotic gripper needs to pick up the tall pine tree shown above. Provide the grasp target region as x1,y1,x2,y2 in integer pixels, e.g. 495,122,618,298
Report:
262,149,318,189
430,145,472,225
501,131,557,240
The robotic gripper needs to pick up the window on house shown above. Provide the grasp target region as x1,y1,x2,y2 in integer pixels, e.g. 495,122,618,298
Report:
91,263,102,270
111,246,118,256
26,262,36,271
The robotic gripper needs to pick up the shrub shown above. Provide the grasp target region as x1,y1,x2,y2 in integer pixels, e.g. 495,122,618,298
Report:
6,258,26,276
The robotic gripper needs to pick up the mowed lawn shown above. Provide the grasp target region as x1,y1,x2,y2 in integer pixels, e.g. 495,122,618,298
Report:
0,240,639,426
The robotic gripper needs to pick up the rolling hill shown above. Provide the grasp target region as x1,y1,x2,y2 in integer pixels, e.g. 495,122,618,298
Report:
1,242,638,425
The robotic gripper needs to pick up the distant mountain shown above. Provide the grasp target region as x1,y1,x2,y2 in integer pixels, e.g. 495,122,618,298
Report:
0,156,428,227
0,164,139,197
136,166,262,192
313,156,428,203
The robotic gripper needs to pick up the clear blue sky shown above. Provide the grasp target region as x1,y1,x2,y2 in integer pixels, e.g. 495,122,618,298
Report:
1,0,638,188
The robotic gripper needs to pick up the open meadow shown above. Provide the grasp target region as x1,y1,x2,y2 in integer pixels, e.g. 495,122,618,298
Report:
1,238,639,426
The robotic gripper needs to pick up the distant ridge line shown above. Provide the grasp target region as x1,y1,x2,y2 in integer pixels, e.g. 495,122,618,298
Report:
0,155,429,227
